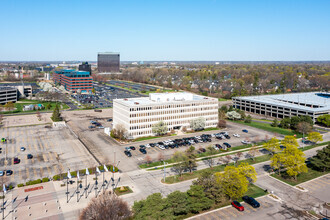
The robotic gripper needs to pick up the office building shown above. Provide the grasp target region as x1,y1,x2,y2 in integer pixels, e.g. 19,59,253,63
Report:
232,92,330,122
0,87,18,104
53,69,93,93
0,83,33,98
79,62,92,74
113,92,218,139
98,52,120,73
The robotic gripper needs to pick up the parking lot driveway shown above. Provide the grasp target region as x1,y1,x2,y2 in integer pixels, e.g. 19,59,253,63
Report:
299,174,330,203
191,197,282,220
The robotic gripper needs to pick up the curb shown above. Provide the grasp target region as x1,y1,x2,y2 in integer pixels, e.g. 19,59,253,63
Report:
297,173,330,187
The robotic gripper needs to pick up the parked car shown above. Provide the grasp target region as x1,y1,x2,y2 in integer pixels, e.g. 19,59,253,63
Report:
0,171,3,176
139,145,146,149
129,146,136,150
27,154,33,159
139,148,147,154
125,147,131,151
241,140,251,144
6,170,13,176
107,118,113,122
231,201,244,211
242,129,249,133
233,134,240,137
20,147,26,151
223,142,231,148
124,150,132,157
13,157,20,164
242,196,260,208
199,148,206,153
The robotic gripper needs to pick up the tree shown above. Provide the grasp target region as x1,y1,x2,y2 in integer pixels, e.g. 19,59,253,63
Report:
233,152,243,166
316,114,330,127
36,111,42,121
190,117,206,131
46,103,52,110
297,122,312,135
171,151,187,177
225,111,241,120
51,104,62,122
307,132,323,144
238,162,257,183
165,191,188,216
215,166,249,200
4,102,15,111
217,119,227,128
220,155,232,166
193,170,224,203
244,115,252,123
80,192,131,220
263,137,280,155
152,121,168,136
157,152,164,162
145,155,152,164
205,146,217,168
309,144,330,171
248,145,259,161
184,152,197,173
133,193,168,220
281,136,299,148
270,153,285,175
186,185,213,213
281,145,308,180
0,114,3,125
111,124,127,141
271,119,278,127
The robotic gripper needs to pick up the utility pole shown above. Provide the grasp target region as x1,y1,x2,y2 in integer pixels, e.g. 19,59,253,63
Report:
163,161,168,183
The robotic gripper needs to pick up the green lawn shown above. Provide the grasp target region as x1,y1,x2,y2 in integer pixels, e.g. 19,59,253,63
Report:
1,101,69,114
133,134,176,142
218,98,230,101
232,120,302,137
271,168,329,186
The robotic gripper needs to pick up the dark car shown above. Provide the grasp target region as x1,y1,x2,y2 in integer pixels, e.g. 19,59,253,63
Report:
242,196,260,208
242,129,248,133
13,157,20,164
124,150,132,157
6,170,13,176
149,143,155,147
139,145,146,149
199,148,206,153
129,146,136,150
139,148,147,154
225,135,231,139
223,142,231,148
107,118,113,122
27,154,33,159
231,201,244,211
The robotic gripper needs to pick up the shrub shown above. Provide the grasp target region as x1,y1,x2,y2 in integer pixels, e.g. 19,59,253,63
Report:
26,179,42,186
42,177,50,182
17,183,24,188
53,175,60,181
8,185,14,190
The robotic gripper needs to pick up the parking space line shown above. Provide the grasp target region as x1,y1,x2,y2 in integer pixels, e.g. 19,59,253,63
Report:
53,165,59,175
208,212,220,220
48,152,54,161
26,167,30,180
316,178,329,185
233,208,244,215
33,168,37,179
245,206,257,212
262,202,270,208
11,172,15,182
19,169,22,180
216,210,230,219
43,153,48,162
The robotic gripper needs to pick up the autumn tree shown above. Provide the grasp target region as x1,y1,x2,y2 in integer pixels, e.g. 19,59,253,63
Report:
80,192,131,220
263,137,280,155
215,166,249,200
297,122,312,137
111,124,127,141
307,132,323,145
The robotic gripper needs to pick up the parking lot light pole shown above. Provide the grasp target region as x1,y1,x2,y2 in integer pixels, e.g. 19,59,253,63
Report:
163,161,168,183
95,168,98,198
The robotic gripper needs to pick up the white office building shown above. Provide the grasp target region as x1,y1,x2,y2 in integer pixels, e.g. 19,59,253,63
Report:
113,92,219,139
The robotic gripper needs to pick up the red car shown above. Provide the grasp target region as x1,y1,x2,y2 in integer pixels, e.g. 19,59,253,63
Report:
13,157,20,164
231,201,244,211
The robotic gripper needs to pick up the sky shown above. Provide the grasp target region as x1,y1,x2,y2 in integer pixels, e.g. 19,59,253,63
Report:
0,0,330,61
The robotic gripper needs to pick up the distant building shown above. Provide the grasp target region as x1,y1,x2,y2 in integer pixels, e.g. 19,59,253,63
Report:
79,62,92,74
113,92,218,139
23,104,44,111
232,92,330,122
53,69,93,93
97,52,120,73
0,83,33,98
0,87,18,104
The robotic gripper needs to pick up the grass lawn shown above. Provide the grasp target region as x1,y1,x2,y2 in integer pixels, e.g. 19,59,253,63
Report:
133,134,176,142
218,98,230,101
1,101,69,114
114,186,133,196
232,120,302,137
163,154,272,184
244,184,268,199
271,168,329,186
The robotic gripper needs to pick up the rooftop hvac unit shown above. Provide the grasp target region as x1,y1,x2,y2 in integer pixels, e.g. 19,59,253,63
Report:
134,102,139,105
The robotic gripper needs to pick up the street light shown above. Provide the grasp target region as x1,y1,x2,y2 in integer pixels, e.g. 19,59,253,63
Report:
163,161,168,183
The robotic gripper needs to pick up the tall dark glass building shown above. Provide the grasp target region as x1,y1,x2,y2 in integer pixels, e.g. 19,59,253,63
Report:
79,62,92,74
97,52,120,73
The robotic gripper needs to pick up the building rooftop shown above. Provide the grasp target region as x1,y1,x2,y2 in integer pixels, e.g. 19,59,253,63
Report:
98,52,120,55
114,92,217,107
233,92,330,113
0,86,17,91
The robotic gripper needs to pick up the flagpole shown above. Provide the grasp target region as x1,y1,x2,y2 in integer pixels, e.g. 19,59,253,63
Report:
2,184,4,220
95,167,97,198
76,171,79,202
85,168,89,199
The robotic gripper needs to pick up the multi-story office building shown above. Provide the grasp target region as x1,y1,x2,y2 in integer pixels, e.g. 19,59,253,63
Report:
97,52,120,73
79,62,92,74
113,92,219,139
232,92,330,122
0,87,18,104
1,83,33,98
53,69,93,93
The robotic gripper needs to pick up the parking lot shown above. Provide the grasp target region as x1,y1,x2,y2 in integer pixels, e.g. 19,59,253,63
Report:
108,80,158,92
0,124,97,186
71,82,145,108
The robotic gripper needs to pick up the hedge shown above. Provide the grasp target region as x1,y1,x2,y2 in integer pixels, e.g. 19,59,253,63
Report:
17,183,24,188
42,177,50,182
26,179,42,186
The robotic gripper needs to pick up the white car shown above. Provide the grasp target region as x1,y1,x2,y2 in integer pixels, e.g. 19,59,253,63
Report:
145,144,151,148
20,147,26,151
0,171,3,176
233,134,240,138
158,145,165,150
241,140,251,144
213,145,219,150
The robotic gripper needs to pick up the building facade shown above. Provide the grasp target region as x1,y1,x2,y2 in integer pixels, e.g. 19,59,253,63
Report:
113,92,219,139
53,69,93,93
79,62,92,74
0,87,18,104
97,52,120,73
232,92,330,122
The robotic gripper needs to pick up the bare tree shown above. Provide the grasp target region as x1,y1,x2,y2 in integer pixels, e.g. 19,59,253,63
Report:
36,111,42,121
79,192,131,220
219,155,232,166
157,152,164,162
248,145,259,161
145,155,152,165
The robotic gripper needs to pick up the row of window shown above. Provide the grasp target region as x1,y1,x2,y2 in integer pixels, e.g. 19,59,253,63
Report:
129,112,218,124
129,107,218,118
129,102,217,112
129,117,218,130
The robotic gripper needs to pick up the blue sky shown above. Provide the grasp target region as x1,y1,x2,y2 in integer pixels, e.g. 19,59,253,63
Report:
1,0,330,61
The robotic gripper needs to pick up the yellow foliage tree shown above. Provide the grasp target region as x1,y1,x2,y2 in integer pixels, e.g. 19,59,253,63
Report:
281,136,299,148
263,137,280,155
238,162,257,183
307,132,323,144
281,145,308,180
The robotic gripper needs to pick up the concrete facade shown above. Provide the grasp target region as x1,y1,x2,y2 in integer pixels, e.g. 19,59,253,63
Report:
0,87,18,104
113,92,219,139
233,92,330,122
